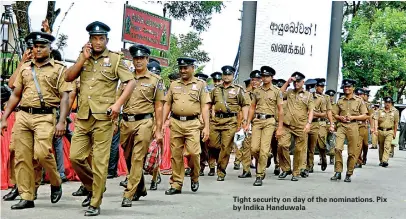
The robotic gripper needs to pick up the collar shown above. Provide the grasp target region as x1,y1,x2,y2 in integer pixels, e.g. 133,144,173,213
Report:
260,84,273,91
293,88,305,94
220,82,234,89
179,76,198,85
91,48,109,60
134,70,152,79
343,94,356,100
31,58,54,67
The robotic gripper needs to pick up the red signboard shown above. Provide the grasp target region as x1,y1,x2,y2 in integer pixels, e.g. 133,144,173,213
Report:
122,4,171,51
121,48,169,67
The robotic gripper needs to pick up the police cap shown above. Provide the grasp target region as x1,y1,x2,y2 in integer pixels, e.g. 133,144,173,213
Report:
291,72,305,81
304,79,317,86
221,65,236,75
341,79,356,88
147,61,161,75
325,89,336,97
260,66,276,76
383,96,393,103
149,57,160,65
210,72,222,80
25,31,55,44
86,21,110,35
168,73,180,80
315,78,326,86
177,57,196,67
354,88,365,95
277,79,286,88
195,73,208,81
129,44,151,58
250,70,261,79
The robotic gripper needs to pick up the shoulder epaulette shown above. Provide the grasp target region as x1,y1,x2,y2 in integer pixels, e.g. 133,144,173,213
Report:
54,60,66,67
109,50,122,55
234,83,246,92
272,85,280,90
149,72,162,80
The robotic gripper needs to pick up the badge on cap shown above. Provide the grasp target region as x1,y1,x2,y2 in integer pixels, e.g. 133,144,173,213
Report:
36,35,41,39
181,59,185,64
95,26,100,31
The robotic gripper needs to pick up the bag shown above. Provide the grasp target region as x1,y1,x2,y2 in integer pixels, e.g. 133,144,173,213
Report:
234,129,246,149
144,140,161,174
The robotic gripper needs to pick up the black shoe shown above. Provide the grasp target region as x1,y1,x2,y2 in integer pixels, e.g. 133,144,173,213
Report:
61,176,68,183
185,168,191,177
253,177,262,186
119,178,128,188
291,176,299,181
34,188,38,200
3,185,19,201
82,193,92,207
72,185,89,196
362,160,366,165
250,163,256,169
150,181,158,190
157,174,161,184
266,155,273,168
191,181,199,192
217,176,225,181
107,173,117,179
278,170,292,179
344,174,351,182
50,185,62,203
84,206,100,216
329,158,334,165
11,200,35,210
132,189,147,201
121,198,132,207
165,188,181,195
309,168,314,173
355,163,362,168
382,162,389,167
330,172,341,181
321,160,327,171
234,163,240,170
199,170,204,176
208,168,215,176
300,170,308,178
238,171,252,178
274,167,280,176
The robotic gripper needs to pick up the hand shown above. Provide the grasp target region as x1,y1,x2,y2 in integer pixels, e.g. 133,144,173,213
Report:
346,116,353,121
288,77,295,83
1,119,8,136
243,123,250,132
82,42,92,60
276,127,283,139
113,123,119,135
303,123,311,133
202,127,209,142
339,116,347,122
236,126,242,133
41,19,51,33
55,121,66,137
373,130,378,136
22,49,32,62
155,130,163,146
107,104,120,120
329,125,335,133
393,133,396,139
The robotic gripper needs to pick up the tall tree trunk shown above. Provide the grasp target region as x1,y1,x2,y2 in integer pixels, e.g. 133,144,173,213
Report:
44,1,61,33
12,1,31,39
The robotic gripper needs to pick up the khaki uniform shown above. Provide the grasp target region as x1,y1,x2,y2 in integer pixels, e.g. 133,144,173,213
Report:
240,88,254,173
270,100,288,170
306,93,327,170
208,83,250,178
278,89,314,176
13,59,72,200
165,77,210,190
251,85,282,178
70,50,134,208
375,107,399,163
357,102,374,164
332,95,367,175
371,109,379,148
207,87,220,170
327,102,337,158
118,71,164,199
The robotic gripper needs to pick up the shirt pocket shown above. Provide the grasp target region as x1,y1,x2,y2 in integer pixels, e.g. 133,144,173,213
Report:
22,70,33,85
189,90,200,102
44,72,59,90
99,67,117,82
172,89,182,100
81,65,93,81
350,102,360,115
140,84,155,102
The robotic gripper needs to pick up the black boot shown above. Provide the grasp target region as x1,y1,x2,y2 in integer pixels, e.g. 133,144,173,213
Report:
300,169,308,178
199,169,205,176
185,168,191,176
72,185,89,196
84,206,100,216
308,167,314,173
238,171,252,178
266,155,272,168
11,200,35,210
165,188,181,195
344,174,351,182
82,192,92,207
208,168,215,176
382,162,389,167
157,174,161,184
321,159,327,171
150,181,158,190
355,163,362,168
50,185,62,203
217,176,225,181
329,157,334,165
119,177,128,188
273,166,280,175
3,185,19,201
191,181,199,192
291,176,299,181
330,172,341,181
121,197,132,207
234,163,240,170
278,170,292,179
253,177,262,186
132,189,147,201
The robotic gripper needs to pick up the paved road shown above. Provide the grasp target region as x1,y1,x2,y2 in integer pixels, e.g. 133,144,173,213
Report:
2,148,406,219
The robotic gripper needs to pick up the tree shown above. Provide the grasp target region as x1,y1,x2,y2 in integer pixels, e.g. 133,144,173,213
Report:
160,32,210,85
157,1,225,32
342,2,406,103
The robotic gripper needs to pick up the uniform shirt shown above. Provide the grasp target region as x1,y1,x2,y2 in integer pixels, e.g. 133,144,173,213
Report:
165,76,211,116
13,59,72,108
118,71,164,114
282,88,314,128
374,107,399,129
324,94,332,111
251,85,282,115
76,49,134,120
210,83,250,113
332,95,368,126
313,93,327,116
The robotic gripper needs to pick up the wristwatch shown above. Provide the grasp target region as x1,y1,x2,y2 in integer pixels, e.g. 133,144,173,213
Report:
307,121,311,124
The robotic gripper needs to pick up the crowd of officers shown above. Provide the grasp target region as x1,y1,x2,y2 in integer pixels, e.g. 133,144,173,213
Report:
0,21,400,216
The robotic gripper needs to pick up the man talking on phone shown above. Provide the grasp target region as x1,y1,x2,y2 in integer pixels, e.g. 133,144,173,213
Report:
65,21,135,216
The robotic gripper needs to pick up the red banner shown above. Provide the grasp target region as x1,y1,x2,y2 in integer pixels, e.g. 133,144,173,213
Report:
122,4,171,51
121,48,169,67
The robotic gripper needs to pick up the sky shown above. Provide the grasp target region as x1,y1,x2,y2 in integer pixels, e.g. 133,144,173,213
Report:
15,0,242,76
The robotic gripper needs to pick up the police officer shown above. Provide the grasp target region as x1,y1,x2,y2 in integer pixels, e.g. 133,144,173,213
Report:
119,44,164,207
238,70,262,178
374,97,399,167
278,72,314,181
1,32,71,209
211,71,223,86
331,79,368,182
162,57,210,195
65,21,136,216
353,88,369,168
325,89,337,165
355,88,374,167
147,61,161,75
244,66,283,186
209,65,250,181
371,104,380,149
304,79,327,175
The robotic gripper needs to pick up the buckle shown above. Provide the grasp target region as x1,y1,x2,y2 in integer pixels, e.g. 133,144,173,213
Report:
218,114,224,119
259,114,266,119
128,116,135,122
180,116,187,121
28,108,33,114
